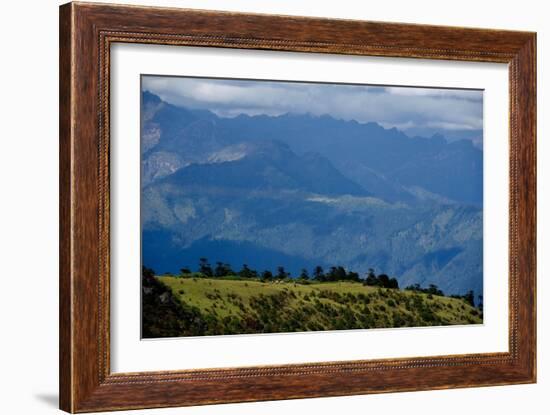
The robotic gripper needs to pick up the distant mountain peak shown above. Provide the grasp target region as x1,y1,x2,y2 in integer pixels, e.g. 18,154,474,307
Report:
141,93,482,205
142,90,162,105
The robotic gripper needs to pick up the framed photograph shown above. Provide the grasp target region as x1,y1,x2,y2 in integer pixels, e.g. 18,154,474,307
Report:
59,2,536,412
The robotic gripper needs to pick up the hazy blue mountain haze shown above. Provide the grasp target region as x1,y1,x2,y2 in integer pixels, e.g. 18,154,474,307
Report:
141,90,483,299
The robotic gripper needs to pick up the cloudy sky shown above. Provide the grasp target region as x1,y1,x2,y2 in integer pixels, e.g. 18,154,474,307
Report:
142,75,483,146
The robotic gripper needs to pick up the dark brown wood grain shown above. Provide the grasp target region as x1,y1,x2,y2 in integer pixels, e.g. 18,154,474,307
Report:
59,2,537,412
59,3,73,411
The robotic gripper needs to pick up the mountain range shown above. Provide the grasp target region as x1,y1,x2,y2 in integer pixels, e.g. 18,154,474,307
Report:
141,91,483,299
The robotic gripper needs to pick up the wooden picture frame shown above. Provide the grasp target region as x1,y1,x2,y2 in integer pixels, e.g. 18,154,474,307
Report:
59,2,536,412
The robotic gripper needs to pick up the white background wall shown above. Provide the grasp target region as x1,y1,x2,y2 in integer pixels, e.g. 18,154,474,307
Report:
0,0,547,414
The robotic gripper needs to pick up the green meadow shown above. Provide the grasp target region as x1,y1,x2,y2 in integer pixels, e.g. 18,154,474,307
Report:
142,273,482,338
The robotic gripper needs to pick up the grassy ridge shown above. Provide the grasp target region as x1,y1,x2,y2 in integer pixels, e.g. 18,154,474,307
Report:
143,276,482,337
